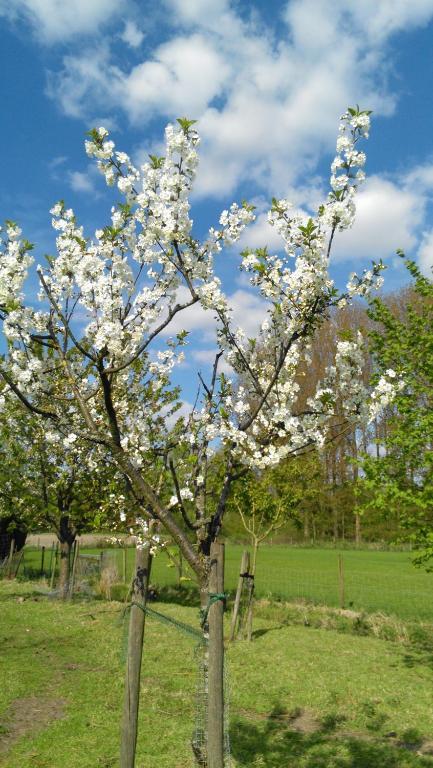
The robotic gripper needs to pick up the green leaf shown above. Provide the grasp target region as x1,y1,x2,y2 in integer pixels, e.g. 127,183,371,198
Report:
148,154,165,169
176,117,197,133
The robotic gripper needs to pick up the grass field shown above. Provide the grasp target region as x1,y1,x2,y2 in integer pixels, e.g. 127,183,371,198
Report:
22,544,433,622
1,580,433,767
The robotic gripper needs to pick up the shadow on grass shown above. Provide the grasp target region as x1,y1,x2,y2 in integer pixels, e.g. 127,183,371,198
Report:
0,587,47,602
150,584,201,607
230,705,433,768
400,627,433,672
251,626,285,640
401,648,433,672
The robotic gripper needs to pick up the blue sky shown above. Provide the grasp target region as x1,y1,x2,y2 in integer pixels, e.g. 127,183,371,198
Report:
1,0,433,398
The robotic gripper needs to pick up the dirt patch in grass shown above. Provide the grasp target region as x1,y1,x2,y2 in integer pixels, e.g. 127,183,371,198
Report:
0,696,66,753
237,705,321,734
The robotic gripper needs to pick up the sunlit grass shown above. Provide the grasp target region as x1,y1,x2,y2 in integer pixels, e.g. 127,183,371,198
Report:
1,581,433,767
22,543,433,621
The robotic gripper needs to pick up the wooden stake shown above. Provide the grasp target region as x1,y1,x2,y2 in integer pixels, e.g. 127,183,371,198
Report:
7,539,15,579
245,573,255,642
50,542,58,590
338,554,345,609
48,542,55,576
229,550,249,642
120,544,152,768
40,546,46,577
122,546,127,584
207,540,225,768
68,540,80,599
13,549,24,578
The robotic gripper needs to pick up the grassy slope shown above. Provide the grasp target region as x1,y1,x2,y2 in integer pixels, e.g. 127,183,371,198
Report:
1,581,433,767
23,544,433,621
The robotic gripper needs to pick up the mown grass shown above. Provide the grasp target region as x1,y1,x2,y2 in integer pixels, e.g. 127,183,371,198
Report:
22,543,433,621
1,581,433,767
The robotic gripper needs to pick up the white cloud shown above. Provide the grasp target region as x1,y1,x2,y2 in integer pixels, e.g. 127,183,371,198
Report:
0,0,125,42
20,0,433,279
404,161,433,192
241,165,433,274
46,46,118,119
417,229,433,275
238,187,324,253
44,0,433,201
161,287,269,344
68,170,97,195
49,155,67,169
120,20,144,48
238,212,285,252
331,176,425,263
164,0,232,29
48,34,231,124
162,398,193,428
191,348,233,375
121,34,230,123
284,0,433,45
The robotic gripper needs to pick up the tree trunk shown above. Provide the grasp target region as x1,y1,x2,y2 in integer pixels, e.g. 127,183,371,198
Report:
120,544,152,768
57,515,77,599
355,513,361,547
303,510,310,541
201,540,225,768
177,549,183,587
352,434,361,547
58,539,72,599
333,507,338,543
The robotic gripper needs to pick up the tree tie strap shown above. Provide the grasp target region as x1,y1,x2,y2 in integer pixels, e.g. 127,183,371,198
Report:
125,601,205,642
200,592,228,629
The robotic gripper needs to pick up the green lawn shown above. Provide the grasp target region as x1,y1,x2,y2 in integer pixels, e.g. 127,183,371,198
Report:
22,543,433,621
1,581,433,767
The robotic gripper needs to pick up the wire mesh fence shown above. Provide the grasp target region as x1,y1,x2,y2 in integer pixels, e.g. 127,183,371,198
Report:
13,542,433,622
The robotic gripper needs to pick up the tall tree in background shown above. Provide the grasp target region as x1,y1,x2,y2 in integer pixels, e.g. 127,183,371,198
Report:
360,258,433,567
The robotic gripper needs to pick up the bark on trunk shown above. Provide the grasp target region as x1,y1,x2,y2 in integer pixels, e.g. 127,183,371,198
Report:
352,435,361,547
58,539,72,599
355,513,361,547
303,510,310,541
120,544,152,768
207,541,225,768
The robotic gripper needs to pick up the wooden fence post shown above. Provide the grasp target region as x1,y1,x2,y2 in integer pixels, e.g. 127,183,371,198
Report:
7,540,15,579
13,550,24,579
48,542,55,578
230,550,249,642
120,544,152,768
338,554,345,609
68,541,80,599
40,546,46,577
122,547,127,584
245,573,255,642
207,540,225,768
50,542,58,590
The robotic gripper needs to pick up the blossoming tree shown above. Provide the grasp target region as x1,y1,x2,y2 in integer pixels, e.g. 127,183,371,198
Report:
0,391,128,596
0,107,398,767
